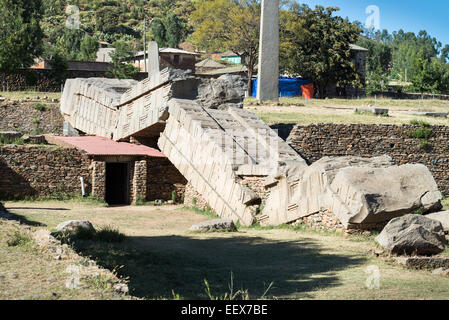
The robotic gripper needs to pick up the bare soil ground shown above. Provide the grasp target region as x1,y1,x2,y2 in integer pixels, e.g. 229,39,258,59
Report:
2,200,449,300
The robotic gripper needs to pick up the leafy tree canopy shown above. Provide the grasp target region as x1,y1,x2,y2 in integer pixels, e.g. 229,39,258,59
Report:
107,39,140,79
280,3,363,98
0,0,44,74
190,0,261,95
357,26,449,94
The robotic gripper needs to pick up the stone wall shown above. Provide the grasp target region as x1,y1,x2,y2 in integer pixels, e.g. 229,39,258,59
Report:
238,176,269,201
91,161,105,201
0,102,64,135
287,123,449,196
292,209,346,233
0,145,184,203
0,145,91,199
183,182,209,210
146,158,187,202
0,69,148,92
132,160,147,204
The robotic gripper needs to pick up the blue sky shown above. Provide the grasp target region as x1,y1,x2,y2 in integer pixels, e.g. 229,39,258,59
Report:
300,0,449,46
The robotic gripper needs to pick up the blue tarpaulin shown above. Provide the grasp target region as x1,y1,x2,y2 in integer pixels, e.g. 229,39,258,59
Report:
251,77,313,98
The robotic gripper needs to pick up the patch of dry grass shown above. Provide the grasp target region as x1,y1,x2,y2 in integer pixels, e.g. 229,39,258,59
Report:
245,97,449,126
0,219,129,300
0,91,61,101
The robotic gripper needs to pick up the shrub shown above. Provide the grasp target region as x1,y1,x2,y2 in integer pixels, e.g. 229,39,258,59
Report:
412,206,425,215
419,140,432,151
33,103,47,112
180,193,185,204
96,225,126,243
73,227,97,241
134,195,147,206
0,134,24,145
61,225,126,243
407,120,434,150
410,119,431,127
406,127,433,140
7,231,33,247
171,190,177,203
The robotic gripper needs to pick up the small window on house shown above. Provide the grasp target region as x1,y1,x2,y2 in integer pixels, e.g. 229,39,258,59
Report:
173,55,180,65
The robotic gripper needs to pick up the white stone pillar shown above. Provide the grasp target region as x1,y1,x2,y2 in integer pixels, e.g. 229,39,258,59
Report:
148,41,160,78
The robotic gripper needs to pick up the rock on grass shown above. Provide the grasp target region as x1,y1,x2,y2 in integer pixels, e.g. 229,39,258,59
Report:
376,214,447,256
189,219,238,232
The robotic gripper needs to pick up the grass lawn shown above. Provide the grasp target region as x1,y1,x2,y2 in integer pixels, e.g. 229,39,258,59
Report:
2,200,449,300
245,97,449,126
443,198,449,210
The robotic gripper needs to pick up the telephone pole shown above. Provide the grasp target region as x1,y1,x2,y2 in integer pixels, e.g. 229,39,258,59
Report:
143,17,147,73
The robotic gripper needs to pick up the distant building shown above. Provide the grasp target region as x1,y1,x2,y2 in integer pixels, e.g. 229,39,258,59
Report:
219,51,241,65
133,48,200,73
196,65,248,78
178,42,203,54
349,44,368,81
195,58,226,74
324,44,368,97
96,48,115,63
98,41,111,48
30,60,112,72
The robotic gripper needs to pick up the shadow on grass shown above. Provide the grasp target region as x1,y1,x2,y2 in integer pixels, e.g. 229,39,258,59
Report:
71,234,366,300
0,210,46,227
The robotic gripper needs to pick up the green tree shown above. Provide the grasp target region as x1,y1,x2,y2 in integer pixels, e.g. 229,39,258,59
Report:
56,29,85,60
357,37,392,74
150,18,167,47
0,0,43,78
357,37,392,94
48,51,68,84
107,40,140,79
441,45,449,63
95,5,120,34
165,12,183,48
365,68,389,95
281,4,362,98
191,0,261,96
80,35,100,61
410,51,435,94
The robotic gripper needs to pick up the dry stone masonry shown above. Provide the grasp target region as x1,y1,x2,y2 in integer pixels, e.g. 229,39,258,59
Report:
0,101,63,134
287,123,449,196
0,145,91,199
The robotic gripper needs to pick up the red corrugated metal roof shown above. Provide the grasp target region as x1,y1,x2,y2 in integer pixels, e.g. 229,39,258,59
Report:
52,136,166,158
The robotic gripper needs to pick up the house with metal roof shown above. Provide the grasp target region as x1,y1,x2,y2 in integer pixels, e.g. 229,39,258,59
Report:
133,48,200,74
45,135,185,205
